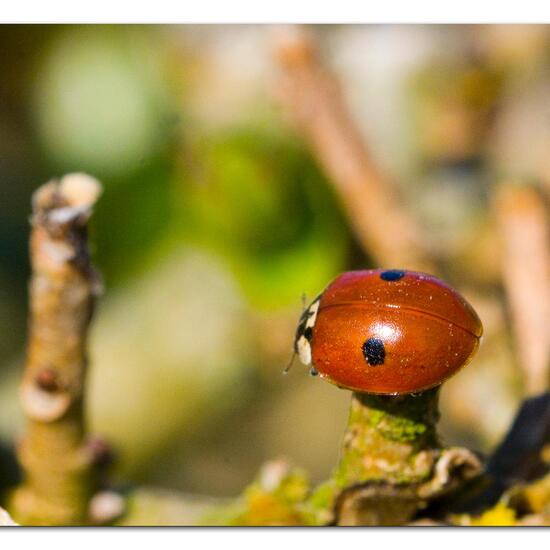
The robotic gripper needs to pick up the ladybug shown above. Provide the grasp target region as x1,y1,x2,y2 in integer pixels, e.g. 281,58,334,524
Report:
293,269,482,395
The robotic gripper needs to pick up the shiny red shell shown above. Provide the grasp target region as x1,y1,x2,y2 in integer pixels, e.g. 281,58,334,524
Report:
304,269,482,394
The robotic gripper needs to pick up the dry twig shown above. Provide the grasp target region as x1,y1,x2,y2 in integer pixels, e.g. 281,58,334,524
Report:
493,184,550,395
274,27,434,272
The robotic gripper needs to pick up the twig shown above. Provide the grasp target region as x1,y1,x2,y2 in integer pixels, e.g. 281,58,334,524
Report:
493,184,550,395
274,27,434,272
8,174,103,525
306,389,482,525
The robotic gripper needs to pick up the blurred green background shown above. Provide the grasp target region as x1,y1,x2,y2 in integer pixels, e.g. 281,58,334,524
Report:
0,24,548,497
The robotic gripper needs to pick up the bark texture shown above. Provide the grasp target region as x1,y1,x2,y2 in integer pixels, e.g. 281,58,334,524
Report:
9,174,103,525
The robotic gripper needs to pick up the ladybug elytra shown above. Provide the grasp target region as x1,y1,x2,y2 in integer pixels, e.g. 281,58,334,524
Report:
294,269,482,395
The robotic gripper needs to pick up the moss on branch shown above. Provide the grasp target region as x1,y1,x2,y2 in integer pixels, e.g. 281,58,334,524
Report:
304,388,482,525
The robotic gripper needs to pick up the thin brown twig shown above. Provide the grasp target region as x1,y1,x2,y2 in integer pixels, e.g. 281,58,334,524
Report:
493,183,550,395
9,173,103,525
273,26,435,272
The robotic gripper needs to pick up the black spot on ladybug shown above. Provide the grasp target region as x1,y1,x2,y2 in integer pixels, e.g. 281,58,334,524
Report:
303,327,313,341
380,270,406,282
362,338,385,366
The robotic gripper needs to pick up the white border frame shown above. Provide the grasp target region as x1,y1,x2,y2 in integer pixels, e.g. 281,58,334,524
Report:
2,0,550,24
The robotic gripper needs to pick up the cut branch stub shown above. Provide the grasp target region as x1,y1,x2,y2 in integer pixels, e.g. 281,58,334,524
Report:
9,173,104,525
306,389,483,526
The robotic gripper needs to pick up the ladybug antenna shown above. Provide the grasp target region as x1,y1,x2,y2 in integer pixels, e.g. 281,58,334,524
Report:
301,292,308,311
282,349,297,374
284,292,308,375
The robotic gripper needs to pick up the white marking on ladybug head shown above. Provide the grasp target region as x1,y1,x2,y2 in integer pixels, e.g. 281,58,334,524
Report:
294,296,320,366
296,334,312,365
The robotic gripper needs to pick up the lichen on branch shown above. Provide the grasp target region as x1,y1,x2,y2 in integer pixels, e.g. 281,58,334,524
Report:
305,388,482,526
198,388,483,526
8,173,104,525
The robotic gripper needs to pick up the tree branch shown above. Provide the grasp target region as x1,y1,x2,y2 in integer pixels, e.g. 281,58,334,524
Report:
306,389,482,525
9,173,103,525
493,184,550,395
274,27,434,272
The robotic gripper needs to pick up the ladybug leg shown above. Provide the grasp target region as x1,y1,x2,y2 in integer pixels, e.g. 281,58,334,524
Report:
310,366,318,376
282,350,297,374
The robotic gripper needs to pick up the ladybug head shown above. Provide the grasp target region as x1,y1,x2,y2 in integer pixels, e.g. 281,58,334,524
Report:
294,295,321,366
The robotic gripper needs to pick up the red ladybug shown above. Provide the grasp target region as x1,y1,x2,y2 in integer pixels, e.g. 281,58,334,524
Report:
294,269,482,394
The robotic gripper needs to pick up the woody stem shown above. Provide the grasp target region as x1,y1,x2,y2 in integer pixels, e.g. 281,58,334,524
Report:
8,174,102,525
307,387,443,525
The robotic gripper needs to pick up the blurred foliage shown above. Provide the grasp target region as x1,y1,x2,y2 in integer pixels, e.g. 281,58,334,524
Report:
92,155,176,285
409,56,503,167
466,503,517,526
204,460,311,526
177,126,350,308
33,26,176,177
